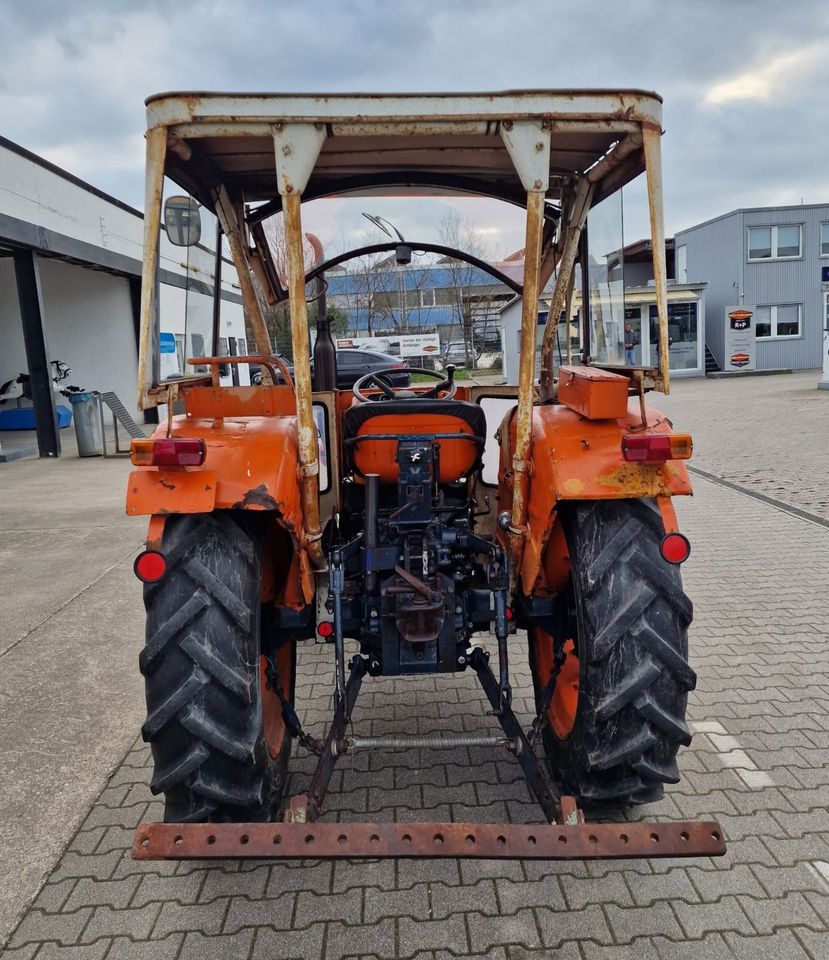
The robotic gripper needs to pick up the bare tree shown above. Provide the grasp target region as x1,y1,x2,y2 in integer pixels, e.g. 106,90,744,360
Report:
437,210,502,369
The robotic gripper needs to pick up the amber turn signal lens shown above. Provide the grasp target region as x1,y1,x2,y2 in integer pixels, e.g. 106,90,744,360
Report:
621,433,693,463
130,438,206,467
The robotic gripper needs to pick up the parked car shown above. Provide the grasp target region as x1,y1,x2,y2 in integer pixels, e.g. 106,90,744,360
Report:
249,349,410,389
439,341,470,369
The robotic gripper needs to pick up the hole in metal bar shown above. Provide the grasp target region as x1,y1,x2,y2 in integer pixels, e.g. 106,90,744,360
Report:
207,835,216,845
588,834,598,844
337,834,347,845
497,835,506,846
305,834,314,845
465,834,476,846
527,835,537,845
240,834,249,845
558,835,567,844
619,833,628,844
140,837,149,848
650,833,659,843
402,834,412,844
434,833,444,845
680,831,689,842
370,834,380,844
272,835,281,845
174,835,182,846
711,831,720,841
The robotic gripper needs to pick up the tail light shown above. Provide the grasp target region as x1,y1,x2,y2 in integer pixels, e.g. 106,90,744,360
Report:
317,621,334,638
134,550,167,582
660,532,691,565
130,438,206,467
621,433,692,463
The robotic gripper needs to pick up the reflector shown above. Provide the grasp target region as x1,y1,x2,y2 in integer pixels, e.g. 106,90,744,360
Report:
660,533,691,565
134,550,167,582
317,621,334,638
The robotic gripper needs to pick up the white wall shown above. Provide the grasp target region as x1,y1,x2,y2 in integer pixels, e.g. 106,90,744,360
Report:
39,260,138,413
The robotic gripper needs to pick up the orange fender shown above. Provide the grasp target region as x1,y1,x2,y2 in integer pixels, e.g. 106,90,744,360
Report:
501,400,692,593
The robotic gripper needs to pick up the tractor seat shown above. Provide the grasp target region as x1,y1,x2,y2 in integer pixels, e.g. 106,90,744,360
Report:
342,399,487,483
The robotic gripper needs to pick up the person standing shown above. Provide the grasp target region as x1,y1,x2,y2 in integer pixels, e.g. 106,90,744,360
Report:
624,322,637,365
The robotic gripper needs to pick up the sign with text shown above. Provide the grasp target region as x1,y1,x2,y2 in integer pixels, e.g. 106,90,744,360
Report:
336,333,441,358
724,306,756,371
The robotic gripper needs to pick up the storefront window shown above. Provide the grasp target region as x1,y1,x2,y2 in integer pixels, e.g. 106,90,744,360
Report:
647,301,699,371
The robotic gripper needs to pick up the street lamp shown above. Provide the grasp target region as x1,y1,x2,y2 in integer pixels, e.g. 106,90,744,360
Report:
362,212,412,332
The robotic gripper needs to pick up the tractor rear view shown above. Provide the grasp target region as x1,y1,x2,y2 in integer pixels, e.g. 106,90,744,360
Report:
128,90,724,862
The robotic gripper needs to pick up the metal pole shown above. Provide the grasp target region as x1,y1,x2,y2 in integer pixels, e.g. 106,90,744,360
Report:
282,190,324,567
580,225,591,366
643,123,670,393
509,189,545,569
211,219,223,357
13,249,60,457
136,125,167,410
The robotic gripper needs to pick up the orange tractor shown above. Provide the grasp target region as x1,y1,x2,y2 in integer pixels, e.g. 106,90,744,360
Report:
129,90,723,862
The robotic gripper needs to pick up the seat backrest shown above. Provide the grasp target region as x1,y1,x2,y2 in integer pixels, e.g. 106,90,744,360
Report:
342,399,486,483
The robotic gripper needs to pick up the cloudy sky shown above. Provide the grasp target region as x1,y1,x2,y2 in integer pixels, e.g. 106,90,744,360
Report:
3,0,828,258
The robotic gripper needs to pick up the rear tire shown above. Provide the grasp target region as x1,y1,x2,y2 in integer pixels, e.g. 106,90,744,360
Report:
140,511,294,822
530,499,696,805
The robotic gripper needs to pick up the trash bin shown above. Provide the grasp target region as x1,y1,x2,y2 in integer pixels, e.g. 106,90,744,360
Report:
68,392,103,457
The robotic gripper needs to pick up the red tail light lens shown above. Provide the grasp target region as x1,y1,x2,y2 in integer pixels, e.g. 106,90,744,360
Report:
621,434,693,463
130,438,206,467
317,621,334,638
134,550,167,582
660,533,691,565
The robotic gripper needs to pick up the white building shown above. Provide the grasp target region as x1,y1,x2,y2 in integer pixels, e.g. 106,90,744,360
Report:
0,136,247,457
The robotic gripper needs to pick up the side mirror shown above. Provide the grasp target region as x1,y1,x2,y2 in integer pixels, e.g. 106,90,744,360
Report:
164,196,201,247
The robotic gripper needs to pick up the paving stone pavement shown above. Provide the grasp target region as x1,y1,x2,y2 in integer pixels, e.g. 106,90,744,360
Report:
655,370,829,522
4,469,829,959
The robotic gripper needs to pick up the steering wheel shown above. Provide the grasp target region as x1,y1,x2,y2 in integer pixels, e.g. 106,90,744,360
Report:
352,366,458,403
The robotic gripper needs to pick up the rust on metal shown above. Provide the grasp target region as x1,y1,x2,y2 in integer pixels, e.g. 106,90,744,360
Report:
509,187,545,573
136,126,167,410
642,122,671,394
133,819,726,861
281,190,324,568
212,185,274,361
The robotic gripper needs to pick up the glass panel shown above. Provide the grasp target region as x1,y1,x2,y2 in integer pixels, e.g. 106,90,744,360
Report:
157,180,220,382
586,191,625,364
313,404,330,493
822,224,829,257
748,226,771,259
776,304,800,336
667,301,698,370
478,396,516,486
755,305,772,338
776,225,801,258
623,306,642,365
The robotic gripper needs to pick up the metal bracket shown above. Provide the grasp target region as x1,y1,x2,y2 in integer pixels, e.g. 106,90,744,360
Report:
500,120,551,193
273,123,327,196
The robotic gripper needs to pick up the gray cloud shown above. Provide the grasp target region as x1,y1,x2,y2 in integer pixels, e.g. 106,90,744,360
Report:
1,0,827,248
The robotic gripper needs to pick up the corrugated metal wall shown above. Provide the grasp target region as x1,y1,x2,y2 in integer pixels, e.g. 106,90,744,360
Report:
675,212,742,368
677,204,829,371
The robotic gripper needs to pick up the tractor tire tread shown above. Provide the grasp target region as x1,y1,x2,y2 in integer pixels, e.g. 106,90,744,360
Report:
542,498,695,806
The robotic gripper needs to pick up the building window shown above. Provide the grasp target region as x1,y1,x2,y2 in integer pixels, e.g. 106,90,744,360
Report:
820,223,829,257
747,224,802,261
755,304,801,339
420,289,436,307
676,244,687,282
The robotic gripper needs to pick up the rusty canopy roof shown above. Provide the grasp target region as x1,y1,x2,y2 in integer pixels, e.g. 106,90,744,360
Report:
147,89,662,211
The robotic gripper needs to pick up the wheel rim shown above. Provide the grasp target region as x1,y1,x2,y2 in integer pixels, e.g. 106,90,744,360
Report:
532,629,580,739
260,643,293,758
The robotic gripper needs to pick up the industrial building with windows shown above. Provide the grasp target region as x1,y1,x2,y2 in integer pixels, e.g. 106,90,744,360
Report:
675,203,829,373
